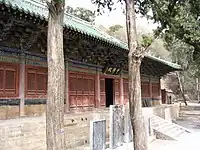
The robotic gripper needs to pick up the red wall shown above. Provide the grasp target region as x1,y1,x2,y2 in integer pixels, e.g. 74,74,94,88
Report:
0,62,161,108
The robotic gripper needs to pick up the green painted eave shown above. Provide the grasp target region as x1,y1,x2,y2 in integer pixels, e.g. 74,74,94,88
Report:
145,55,182,70
0,0,182,71
0,0,127,49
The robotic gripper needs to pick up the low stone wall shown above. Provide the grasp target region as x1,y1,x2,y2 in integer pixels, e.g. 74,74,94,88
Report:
0,104,179,150
0,104,46,120
143,103,180,121
0,110,109,150
0,106,19,120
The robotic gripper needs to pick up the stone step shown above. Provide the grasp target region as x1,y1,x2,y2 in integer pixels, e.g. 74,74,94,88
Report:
166,128,185,138
156,123,176,131
151,115,193,141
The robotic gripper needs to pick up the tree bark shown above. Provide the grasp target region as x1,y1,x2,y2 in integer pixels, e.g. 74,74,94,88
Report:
176,72,187,106
125,0,148,150
46,1,65,150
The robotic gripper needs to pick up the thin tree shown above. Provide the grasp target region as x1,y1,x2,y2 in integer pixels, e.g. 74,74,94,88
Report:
93,0,154,149
45,0,65,149
126,0,148,149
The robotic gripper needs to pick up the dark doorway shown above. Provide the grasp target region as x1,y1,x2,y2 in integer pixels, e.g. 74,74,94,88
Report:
105,78,114,107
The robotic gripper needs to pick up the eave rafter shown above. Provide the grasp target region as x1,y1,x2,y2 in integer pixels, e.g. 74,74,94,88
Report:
22,30,42,50
0,19,14,41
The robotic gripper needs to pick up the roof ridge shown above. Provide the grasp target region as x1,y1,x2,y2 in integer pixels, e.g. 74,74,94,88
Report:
0,0,181,70
29,0,95,26
29,1,103,33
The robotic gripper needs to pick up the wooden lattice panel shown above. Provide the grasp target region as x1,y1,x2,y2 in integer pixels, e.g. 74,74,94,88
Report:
123,79,128,104
100,78,106,106
25,66,47,98
0,62,19,98
114,79,120,104
141,82,150,98
69,72,95,108
152,83,160,98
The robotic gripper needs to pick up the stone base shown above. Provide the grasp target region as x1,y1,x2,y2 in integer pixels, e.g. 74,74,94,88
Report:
24,104,46,117
152,100,162,106
0,111,110,150
0,106,19,120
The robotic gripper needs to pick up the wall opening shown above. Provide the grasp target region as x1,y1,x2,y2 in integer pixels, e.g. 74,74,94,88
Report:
105,78,114,107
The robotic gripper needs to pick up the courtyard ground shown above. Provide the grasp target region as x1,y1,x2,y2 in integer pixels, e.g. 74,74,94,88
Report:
113,102,200,150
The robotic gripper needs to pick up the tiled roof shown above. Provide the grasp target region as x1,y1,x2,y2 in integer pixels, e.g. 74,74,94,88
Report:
0,0,182,70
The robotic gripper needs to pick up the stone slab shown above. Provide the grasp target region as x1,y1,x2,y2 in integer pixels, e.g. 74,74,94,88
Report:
90,119,106,150
109,105,124,149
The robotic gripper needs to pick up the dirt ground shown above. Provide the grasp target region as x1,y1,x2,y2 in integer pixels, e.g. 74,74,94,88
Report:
175,102,200,132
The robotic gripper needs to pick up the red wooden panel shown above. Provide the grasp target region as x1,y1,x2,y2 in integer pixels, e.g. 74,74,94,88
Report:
0,63,19,98
100,78,105,106
152,83,160,98
114,79,120,104
44,74,47,93
69,73,77,91
69,72,95,108
37,73,46,95
27,72,36,95
88,78,95,106
77,95,82,106
0,69,4,90
69,95,76,107
26,66,47,98
82,95,88,106
5,70,16,95
5,70,15,89
141,82,150,98
69,73,77,108
123,79,128,104
83,78,89,94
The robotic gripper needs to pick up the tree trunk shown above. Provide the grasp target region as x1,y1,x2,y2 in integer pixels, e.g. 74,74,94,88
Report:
176,72,187,106
46,1,65,150
125,0,148,150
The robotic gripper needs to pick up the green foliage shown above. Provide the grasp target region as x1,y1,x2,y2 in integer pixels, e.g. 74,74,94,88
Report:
141,34,153,48
108,24,123,34
91,0,200,56
66,6,95,22
54,0,64,3
106,25,127,42
164,36,193,66
151,1,200,61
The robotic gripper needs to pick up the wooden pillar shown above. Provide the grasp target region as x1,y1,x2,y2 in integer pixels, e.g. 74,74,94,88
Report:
19,53,25,117
120,75,124,105
65,61,69,112
95,70,100,108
